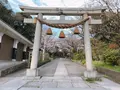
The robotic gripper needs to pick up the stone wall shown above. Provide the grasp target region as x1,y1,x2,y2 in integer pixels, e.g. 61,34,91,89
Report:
0,61,27,77
96,67,120,83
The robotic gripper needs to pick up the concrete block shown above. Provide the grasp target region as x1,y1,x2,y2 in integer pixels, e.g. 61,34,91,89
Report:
84,70,97,78
26,69,40,77
23,76,41,80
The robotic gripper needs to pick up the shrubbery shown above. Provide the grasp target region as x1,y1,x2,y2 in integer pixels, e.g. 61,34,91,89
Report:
72,50,85,63
102,49,120,65
91,39,120,66
72,39,120,67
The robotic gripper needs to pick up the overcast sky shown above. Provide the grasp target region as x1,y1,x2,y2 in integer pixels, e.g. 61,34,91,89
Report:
8,0,89,12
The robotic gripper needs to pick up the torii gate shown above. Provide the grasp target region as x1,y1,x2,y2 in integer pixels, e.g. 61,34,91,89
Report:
19,6,106,78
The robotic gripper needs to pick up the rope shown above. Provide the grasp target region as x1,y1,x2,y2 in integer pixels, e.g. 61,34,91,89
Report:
36,17,89,29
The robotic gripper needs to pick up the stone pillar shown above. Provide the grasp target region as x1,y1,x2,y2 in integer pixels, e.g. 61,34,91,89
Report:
23,45,27,61
12,40,19,61
26,13,42,76
42,36,47,61
83,14,97,78
0,33,4,48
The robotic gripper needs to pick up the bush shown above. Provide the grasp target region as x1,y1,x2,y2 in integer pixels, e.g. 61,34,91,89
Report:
72,50,85,61
72,53,81,61
81,59,86,65
117,60,120,66
102,49,120,66
91,39,107,61
85,77,102,83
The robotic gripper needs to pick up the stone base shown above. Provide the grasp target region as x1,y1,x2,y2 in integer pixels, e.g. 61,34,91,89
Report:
26,69,40,77
23,76,41,80
84,70,97,78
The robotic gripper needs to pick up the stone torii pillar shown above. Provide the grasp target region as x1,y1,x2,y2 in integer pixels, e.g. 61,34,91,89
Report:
26,13,42,76
83,14,97,78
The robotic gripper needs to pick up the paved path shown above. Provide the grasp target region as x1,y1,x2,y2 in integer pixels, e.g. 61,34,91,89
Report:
0,58,120,90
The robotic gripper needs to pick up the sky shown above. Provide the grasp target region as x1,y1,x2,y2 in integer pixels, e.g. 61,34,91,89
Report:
7,0,89,38
7,0,89,12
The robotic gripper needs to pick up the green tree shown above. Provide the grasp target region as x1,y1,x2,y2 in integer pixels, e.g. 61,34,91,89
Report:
0,3,35,41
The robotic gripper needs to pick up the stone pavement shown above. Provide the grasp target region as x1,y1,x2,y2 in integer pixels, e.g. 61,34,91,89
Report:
0,58,120,90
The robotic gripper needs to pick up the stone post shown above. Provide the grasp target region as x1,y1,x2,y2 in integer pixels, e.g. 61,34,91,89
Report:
83,14,97,78
26,13,42,76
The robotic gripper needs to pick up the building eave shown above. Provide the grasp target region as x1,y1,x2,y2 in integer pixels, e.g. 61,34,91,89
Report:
0,19,33,47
